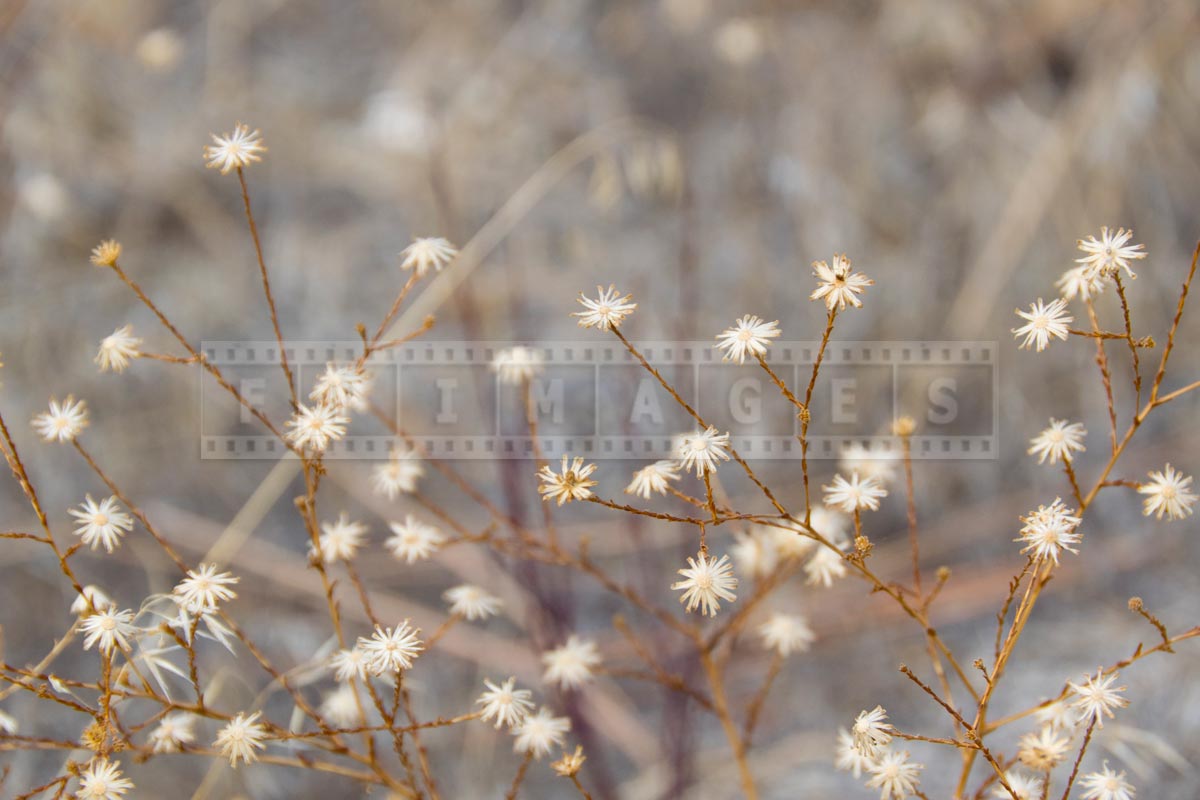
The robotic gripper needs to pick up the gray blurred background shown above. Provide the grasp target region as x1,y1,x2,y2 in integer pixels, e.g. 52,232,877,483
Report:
2,1,1199,797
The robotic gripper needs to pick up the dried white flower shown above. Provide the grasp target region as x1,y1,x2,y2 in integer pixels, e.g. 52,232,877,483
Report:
94,325,141,373
172,564,239,614
732,528,780,579
991,771,1043,799
358,621,423,674
1076,226,1145,280
865,750,923,800
69,495,134,553
810,254,873,311
512,706,571,758
32,395,89,442
1068,669,1127,728
81,607,138,654
312,512,368,564
839,444,898,484
400,237,457,277
330,647,369,683
672,551,737,617
552,744,587,778
823,472,887,513
572,284,637,330
714,315,781,364
835,728,875,778
203,123,266,174
76,758,134,799
371,451,423,499
537,455,598,505
477,677,535,729
492,346,544,385
851,705,893,758
310,363,371,412
1057,265,1106,302
443,584,503,621
676,426,732,477
149,713,195,754
1080,761,1136,800
385,515,445,563
89,239,122,268
1013,298,1072,352
1016,498,1082,565
1035,699,1079,733
542,635,601,689
320,684,362,728
1138,464,1197,521
1028,419,1086,465
757,612,815,657
804,544,848,587
1017,726,1070,770
284,402,348,453
214,711,269,767
625,460,680,499
70,585,116,617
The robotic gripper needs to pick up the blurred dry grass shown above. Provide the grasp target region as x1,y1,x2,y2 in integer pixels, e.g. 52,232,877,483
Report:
2,0,1200,797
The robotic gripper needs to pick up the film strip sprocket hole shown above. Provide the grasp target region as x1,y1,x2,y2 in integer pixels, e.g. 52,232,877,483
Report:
199,340,998,460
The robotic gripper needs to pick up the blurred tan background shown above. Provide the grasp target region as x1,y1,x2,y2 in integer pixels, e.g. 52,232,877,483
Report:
2,0,1199,797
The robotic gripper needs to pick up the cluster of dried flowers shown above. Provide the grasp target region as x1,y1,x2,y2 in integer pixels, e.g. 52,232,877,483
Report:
1,122,1195,800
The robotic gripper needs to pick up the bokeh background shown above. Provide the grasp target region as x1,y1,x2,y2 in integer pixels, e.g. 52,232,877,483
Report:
2,0,1199,797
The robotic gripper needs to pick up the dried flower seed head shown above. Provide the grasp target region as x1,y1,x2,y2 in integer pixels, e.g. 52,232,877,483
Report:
866,750,923,800
95,325,141,373
310,363,371,412
991,771,1043,800
385,514,445,563
823,472,887,513
33,395,89,442
676,426,732,477
89,240,122,268
81,607,138,654
1016,498,1082,565
839,444,898,485
320,684,362,728
1017,726,1070,770
173,564,239,614
1028,419,1086,465
537,455,598,505
714,315,781,364
443,584,503,621
203,123,266,174
69,495,134,554
552,745,587,777
477,677,534,729
1068,668,1127,728
805,544,848,587
76,758,134,799
1057,264,1106,302
371,451,423,499
572,284,637,330
312,512,368,564
1013,298,1072,352
769,518,819,561
542,635,601,690
149,713,195,754
810,253,872,311
285,402,348,453
672,551,737,616
1034,699,1079,733
1076,226,1146,281
757,612,815,657
512,706,571,758
625,460,681,499
358,620,423,674
400,237,458,277
1080,761,1136,800
851,705,892,758
330,647,369,683
835,728,875,778
214,711,268,767
492,345,544,385
732,528,780,579
1138,464,1197,521
70,585,116,617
